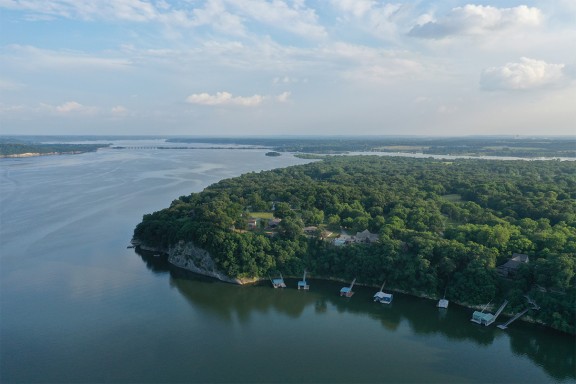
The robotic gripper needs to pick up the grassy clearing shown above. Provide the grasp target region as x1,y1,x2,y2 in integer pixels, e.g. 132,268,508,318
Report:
373,145,429,151
441,194,463,202
249,212,274,219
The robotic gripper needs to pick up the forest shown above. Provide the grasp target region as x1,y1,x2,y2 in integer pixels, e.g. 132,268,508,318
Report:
0,139,108,157
134,155,576,334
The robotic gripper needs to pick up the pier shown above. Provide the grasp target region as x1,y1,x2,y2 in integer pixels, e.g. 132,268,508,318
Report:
497,296,540,330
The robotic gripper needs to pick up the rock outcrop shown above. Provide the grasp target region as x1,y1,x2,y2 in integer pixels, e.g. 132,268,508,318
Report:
139,240,258,285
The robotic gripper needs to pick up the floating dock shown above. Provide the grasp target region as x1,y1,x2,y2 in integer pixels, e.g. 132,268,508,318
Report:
297,271,309,290
340,278,356,297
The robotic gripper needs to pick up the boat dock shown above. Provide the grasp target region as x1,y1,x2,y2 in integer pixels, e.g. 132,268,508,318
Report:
270,273,286,288
471,300,508,326
497,308,530,329
373,281,393,304
297,271,309,290
340,278,356,297
497,296,540,330
437,288,449,308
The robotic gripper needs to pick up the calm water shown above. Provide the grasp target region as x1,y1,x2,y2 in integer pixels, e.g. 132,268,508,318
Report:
1,142,574,383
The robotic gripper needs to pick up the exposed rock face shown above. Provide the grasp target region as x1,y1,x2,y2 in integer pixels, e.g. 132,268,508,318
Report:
165,241,238,283
149,241,256,285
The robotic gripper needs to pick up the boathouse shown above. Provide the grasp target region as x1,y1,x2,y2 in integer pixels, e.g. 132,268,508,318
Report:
374,292,393,304
340,278,356,297
471,311,495,326
298,271,309,290
271,273,286,288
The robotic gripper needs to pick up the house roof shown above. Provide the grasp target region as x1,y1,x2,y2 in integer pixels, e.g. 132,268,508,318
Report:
355,229,379,242
498,253,529,271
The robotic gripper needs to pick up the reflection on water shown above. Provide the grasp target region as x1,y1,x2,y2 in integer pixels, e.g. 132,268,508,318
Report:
137,250,575,382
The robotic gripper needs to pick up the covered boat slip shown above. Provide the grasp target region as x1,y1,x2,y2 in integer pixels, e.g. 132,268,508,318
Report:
471,300,508,326
373,281,393,304
270,273,286,288
297,271,309,290
374,291,393,304
437,299,449,309
340,278,356,297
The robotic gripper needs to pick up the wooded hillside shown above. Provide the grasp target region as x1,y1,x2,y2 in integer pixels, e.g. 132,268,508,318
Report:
134,156,576,333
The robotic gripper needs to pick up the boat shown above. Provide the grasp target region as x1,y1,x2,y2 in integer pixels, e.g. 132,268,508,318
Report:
373,281,393,304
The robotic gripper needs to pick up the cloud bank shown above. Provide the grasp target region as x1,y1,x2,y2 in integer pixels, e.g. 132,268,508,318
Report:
481,57,566,90
409,5,541,39
186,92,264,107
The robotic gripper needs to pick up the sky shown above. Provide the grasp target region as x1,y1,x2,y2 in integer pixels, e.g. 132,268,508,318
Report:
1,0,575,137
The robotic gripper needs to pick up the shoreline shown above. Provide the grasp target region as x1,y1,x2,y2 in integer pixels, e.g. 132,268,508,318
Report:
137,243,559,333
0,151,90,158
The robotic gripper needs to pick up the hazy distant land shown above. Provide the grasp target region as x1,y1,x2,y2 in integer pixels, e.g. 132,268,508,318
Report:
1,136,574,158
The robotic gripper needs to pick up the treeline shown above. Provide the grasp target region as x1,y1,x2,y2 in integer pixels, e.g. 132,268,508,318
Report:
134,156,576,333
0,142,108,156
167,137,576,158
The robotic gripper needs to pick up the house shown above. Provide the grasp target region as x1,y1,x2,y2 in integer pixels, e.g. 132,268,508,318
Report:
247,218,258,230
268,218,282,228
354,229,379,243
496,253,529,278
304,226,318,235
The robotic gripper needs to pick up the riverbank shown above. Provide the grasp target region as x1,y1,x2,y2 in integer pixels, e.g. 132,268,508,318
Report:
0,151,87,158
136,240,559,333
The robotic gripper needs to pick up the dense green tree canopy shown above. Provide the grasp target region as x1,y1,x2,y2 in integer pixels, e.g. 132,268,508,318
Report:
135,156,576,333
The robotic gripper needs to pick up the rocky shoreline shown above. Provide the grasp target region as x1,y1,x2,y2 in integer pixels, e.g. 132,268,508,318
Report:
135,239,553,331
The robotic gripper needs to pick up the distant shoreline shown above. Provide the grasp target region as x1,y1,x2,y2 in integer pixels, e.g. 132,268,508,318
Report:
0,151,87,159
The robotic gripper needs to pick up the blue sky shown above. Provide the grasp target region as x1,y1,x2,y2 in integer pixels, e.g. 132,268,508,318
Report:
1,0,575,136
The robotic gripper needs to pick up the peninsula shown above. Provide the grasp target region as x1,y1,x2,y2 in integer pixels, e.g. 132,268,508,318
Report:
134,154,576,334
0,140,109,158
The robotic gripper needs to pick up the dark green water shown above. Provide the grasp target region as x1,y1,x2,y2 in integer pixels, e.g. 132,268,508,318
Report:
1,141,574,383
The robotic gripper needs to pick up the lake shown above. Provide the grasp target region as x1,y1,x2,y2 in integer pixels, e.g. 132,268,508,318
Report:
1,141,574,383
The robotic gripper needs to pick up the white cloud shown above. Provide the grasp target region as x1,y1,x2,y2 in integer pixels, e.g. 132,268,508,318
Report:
330,0,404,39
111,105,128,115
3,45,131,71
189,0,246,36
226,0,326,39
55,101,98,114
0,0,160,22
409,5,542,39
185,91,293,106
276,91,291,102
186,91,264,107
320,43,425,83
480,57,566,91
